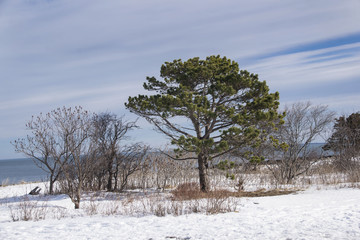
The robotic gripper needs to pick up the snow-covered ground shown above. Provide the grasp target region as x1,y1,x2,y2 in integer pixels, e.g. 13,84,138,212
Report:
0,182,360,240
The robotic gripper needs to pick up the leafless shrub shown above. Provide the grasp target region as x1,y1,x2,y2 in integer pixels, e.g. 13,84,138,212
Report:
50,206,68,220
347,168,360,183
126,160,153,191
139,189,238,217
310,159,336,174
205,192,238,214
113,144,149,192
168,200,184,216
140,194,165,216
91,113,139,192
84,197,100,216
153,151,182,190
234,175,246,191
120,194,141,216
154,202,167,217
266,102,335,184
296,158,360,186
171,182,202,201
188,199,201,214
102,199,121,216
8,197,48,221
129,150,198,191
170,183,240,215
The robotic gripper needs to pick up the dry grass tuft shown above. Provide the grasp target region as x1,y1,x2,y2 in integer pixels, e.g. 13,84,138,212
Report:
235,189,298,197
172,182,298,201
171,182,202,201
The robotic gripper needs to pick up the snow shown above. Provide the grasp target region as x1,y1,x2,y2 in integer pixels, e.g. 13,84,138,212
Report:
0,183,360,240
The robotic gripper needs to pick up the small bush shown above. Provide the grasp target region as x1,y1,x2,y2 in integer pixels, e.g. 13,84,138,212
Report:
9,197,47,221
347,169,360,183
171,182,203,201
154,202,166,217
84,198,100,216
103,200,121,216
171,183,240,215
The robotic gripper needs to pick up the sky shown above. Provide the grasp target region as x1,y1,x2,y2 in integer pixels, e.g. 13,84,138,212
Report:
1,0,360,159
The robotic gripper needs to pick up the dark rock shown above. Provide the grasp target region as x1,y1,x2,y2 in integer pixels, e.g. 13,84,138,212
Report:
29,186,41,195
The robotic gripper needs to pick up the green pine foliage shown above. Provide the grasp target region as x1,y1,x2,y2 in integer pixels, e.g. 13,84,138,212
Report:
126,55,282,191
325,112,360,159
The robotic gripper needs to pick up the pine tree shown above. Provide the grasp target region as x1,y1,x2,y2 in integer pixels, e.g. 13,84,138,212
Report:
126,55,282,191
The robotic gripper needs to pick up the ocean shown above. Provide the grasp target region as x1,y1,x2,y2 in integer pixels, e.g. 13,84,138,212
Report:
0,143,331,185
0,158,48,185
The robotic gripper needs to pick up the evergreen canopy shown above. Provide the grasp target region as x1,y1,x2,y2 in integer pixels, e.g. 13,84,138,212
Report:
126,55,282,191
325,112,360,154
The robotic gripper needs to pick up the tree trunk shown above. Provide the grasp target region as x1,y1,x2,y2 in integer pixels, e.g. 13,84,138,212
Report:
106,171,113,191
197,153,209,192
97,177,102,191
49,174,54,195
113,164,119,190
106,160,113,191
74,187,81,209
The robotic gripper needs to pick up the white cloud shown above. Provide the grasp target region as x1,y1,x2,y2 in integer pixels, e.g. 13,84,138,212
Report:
1,0,360,158
245,42,360,88
311,94,360,115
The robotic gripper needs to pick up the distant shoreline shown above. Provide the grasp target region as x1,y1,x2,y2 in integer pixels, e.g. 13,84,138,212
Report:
0,158,47,185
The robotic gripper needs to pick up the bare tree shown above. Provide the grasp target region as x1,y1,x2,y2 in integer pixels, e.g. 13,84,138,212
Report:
13,112,67,194
52,106,95,209
13,107,148,207
113,143,149,192
91,113,138,191
148,148,183,191
13,106,97,207
267,102,335,183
